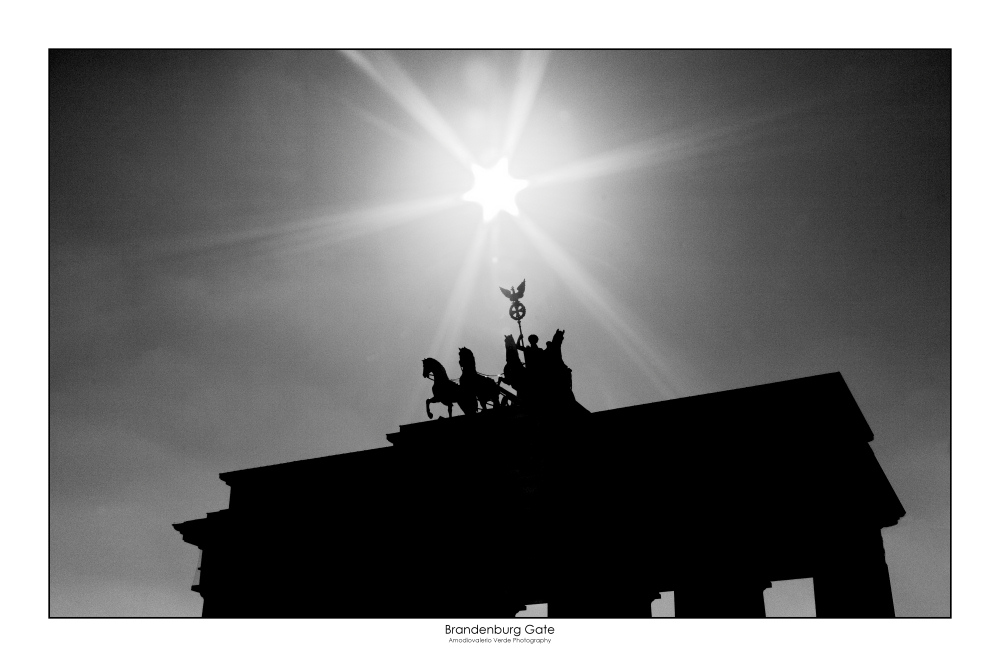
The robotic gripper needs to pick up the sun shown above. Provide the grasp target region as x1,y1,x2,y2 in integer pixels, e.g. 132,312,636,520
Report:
462,158,528,222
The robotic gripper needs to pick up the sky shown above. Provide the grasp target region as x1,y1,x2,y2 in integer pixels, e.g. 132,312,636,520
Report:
49,49,950,617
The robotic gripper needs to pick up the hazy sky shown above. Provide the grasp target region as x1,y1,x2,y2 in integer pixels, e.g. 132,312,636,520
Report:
49,50,949,617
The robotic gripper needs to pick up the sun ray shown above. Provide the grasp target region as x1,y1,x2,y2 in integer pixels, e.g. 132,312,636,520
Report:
155,194,463,260
529,133,688,188
426,224,490,360
488,222,502,288
341,50,474,169
516,213,697,399
500,50,550,159
295,194,464,254
529,100,828,189
342,101,427,150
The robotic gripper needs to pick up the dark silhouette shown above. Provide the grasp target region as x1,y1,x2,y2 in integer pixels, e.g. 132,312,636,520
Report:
175,372,904,618
514,333,544,408
507,329,575,410
458,347,502,412
422,357,476,418
498,279,526,303
543,328,575,404
500,279,527,339
516,333,542,364
499,333,525,395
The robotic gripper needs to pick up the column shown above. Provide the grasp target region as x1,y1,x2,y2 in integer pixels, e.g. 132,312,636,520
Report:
813,527,895,617
673,578,771,618
547,590,660,618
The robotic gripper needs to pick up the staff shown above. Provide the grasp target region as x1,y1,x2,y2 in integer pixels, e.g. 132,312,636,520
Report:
499,279,527,339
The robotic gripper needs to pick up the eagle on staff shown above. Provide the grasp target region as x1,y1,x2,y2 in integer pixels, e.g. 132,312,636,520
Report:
500,279,527,317
500,278,527,338
499,279,526,304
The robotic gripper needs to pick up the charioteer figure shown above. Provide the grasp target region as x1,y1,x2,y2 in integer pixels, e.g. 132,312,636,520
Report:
516,333,544,369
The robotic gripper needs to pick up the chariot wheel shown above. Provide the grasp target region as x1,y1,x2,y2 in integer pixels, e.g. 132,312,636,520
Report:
508,301,526,321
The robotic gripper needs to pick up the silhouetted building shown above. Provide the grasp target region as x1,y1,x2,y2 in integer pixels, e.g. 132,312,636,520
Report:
174,372,904,617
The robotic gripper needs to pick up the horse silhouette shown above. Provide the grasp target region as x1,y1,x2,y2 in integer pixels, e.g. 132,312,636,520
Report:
500,334,525,393
458,347,502,412
545,328,573,399
422,358,477,418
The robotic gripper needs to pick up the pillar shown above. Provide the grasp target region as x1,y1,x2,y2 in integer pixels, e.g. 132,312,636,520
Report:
674,578,771,618
547,590,660,618
813,527,895,617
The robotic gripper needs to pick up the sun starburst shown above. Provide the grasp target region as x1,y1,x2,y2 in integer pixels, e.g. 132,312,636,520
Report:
463,158,528,222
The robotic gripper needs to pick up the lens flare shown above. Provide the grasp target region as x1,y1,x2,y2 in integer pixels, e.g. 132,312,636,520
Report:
463,158,528,222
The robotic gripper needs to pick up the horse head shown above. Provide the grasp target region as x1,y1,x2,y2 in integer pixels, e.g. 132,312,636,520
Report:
423,357,447,380
458,347,476,375
553,329,565,344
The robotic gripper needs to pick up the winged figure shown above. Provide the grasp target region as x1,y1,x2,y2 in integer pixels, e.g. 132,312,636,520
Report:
499,279,526,302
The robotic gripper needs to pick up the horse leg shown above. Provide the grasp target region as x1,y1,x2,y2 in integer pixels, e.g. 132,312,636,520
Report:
426,398,435,419
447,401,453,418
481,379,498,410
